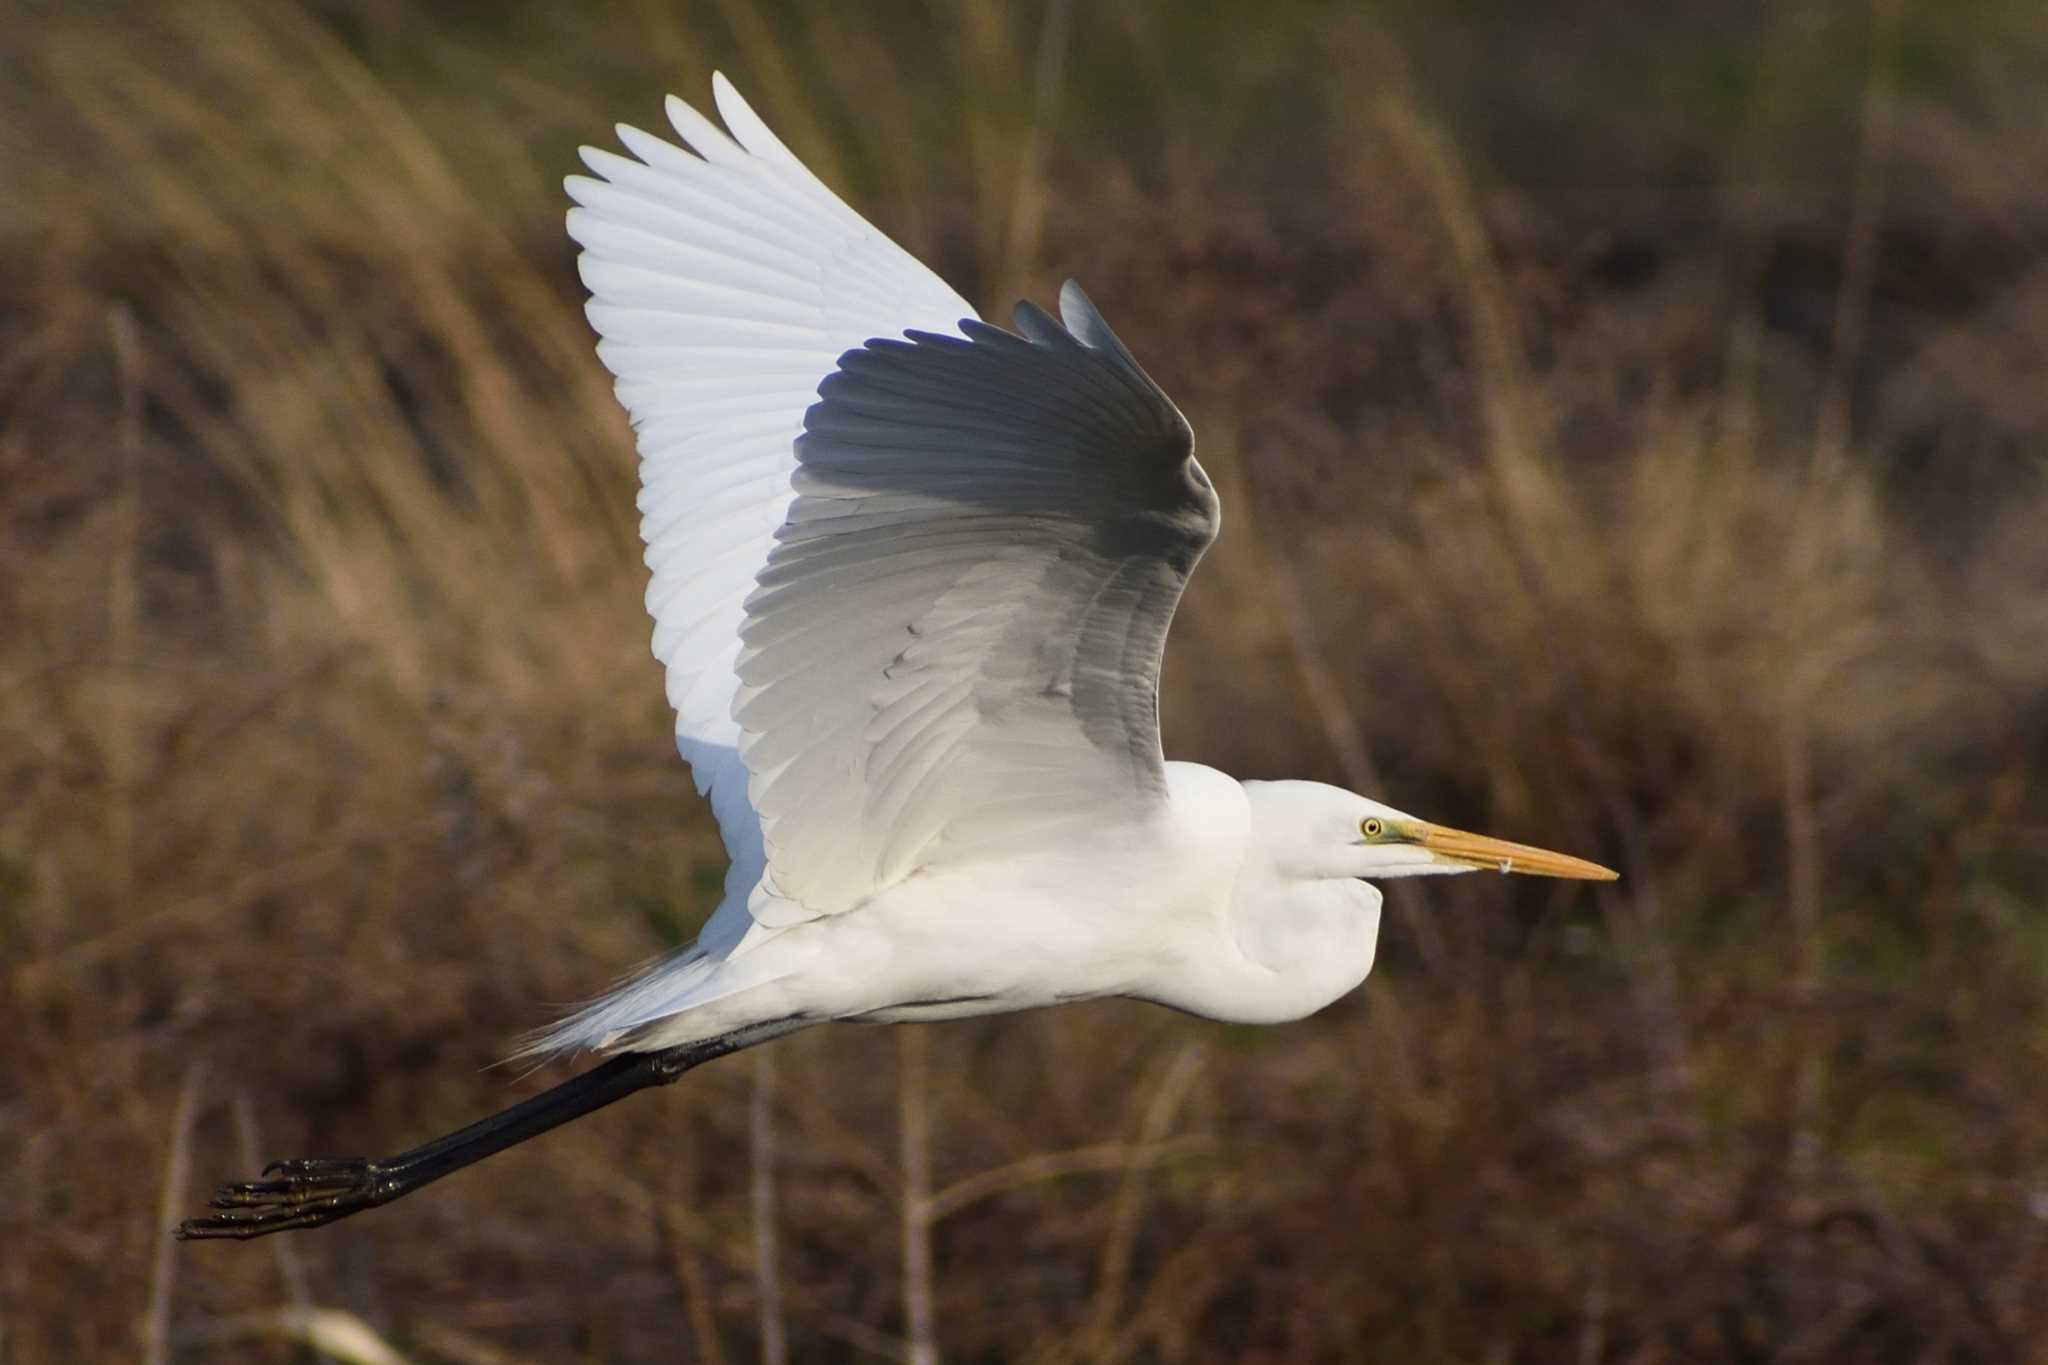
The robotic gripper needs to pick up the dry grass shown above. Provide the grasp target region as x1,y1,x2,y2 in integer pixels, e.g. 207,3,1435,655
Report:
5,2,2048,1361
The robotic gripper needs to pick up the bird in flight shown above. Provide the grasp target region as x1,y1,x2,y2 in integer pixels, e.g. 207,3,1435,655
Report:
180,76,1614,1241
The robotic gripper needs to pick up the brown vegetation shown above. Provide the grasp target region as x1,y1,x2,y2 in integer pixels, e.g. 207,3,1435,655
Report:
5,2,2047,1361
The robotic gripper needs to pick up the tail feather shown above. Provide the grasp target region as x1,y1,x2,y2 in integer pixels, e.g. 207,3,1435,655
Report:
515,906,812,1061
515,944,719,1060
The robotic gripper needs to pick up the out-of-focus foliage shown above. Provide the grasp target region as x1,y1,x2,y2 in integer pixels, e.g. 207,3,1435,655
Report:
5,2,2047,1361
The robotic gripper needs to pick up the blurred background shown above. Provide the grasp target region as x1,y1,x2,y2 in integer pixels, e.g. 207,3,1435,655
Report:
6,1,2048,1360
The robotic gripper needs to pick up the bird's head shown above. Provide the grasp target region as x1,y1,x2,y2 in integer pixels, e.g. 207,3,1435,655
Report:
1243,780,1617,884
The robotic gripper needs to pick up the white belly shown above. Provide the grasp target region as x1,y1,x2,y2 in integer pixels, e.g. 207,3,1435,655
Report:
623,762,1314,1049
796,821,1239,1022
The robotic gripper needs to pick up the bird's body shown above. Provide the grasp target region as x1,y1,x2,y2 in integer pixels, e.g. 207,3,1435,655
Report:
179,74,1612,1242
585,763,1383,1051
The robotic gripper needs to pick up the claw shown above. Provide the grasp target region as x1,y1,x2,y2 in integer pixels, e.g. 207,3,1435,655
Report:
177,1156,394,1240
177,1189,375,1240
269,1156,369,1176
208,1158,380,1210
176,1043,729,1241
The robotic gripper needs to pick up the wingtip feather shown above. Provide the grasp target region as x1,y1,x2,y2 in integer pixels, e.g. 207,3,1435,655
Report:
666,91,744,164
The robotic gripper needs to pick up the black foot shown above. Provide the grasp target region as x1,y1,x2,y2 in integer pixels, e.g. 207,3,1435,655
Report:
176,1156,397,1240
173,1041,763,1243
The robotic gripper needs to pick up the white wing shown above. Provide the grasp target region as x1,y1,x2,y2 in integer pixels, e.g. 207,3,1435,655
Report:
570,75,975,937
540,86,1215,1056
737,281,1219,913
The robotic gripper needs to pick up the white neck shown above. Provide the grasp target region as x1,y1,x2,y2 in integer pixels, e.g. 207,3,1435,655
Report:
1138,765,1385,1025
1223,872,1384,1021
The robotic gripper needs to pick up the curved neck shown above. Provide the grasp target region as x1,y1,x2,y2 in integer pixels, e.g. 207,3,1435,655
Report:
1221,874,1384,1023
1148,766,1385,1024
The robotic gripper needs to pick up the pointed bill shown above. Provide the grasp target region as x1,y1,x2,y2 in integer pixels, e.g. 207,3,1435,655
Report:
1417,823,1618,880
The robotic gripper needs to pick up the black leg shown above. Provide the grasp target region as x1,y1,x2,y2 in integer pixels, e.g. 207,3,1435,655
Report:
177,1031,760,1241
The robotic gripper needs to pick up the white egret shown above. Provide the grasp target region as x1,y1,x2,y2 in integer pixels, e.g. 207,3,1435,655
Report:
179,76,1613,1241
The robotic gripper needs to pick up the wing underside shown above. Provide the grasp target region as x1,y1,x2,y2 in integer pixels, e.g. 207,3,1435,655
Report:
736,283,1218,912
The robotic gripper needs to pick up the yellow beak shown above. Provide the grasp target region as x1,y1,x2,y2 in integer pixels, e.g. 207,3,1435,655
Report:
1416,822,1618,880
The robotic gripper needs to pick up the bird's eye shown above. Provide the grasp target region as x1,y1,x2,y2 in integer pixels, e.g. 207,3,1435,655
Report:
1361,818,1385,839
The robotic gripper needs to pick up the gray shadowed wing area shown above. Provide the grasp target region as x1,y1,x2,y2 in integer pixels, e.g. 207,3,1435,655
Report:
733,281,1220,912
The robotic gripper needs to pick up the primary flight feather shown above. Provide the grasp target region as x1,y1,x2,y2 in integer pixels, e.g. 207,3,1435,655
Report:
179,74,1614,1242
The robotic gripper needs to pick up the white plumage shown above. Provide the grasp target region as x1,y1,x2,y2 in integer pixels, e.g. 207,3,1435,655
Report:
179,74,1616,1244
740,294,1214,910
570,74,976,937
534,75,1613,1055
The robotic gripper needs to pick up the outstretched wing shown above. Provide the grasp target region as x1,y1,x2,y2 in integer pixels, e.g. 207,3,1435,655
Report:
569,75,976,928
736,281,1219,914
